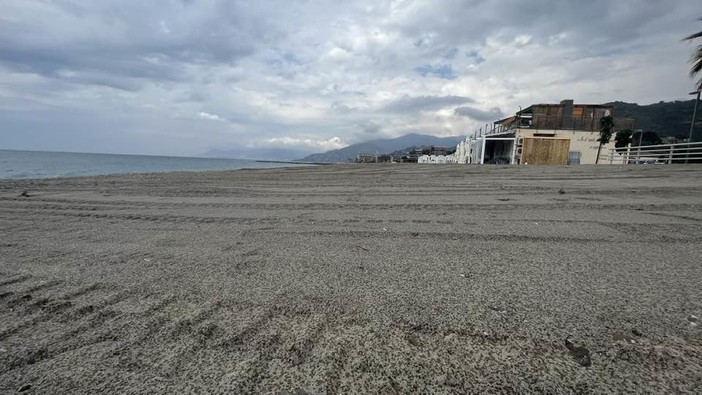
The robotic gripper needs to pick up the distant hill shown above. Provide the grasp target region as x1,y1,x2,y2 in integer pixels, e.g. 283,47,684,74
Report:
607,100,697,139
299,133,464,162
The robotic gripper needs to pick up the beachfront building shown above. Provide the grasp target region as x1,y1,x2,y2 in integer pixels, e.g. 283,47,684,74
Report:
470,100,635,165
417,154,457,164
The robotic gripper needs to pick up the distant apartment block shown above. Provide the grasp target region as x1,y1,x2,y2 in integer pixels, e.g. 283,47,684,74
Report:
356,153,392,163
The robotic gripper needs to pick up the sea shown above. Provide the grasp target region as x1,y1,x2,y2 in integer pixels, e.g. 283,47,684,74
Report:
0,149,312,180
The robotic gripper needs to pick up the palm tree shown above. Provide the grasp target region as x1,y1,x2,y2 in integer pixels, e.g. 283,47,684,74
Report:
684,18,702,89
595,115,614,164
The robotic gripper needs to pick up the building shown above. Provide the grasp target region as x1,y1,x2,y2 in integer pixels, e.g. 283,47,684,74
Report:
356,153,392,163
417,154,457,164
356,153,378,163
469,100,635,165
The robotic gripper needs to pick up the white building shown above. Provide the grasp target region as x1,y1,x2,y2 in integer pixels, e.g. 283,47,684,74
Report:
417,154,458,164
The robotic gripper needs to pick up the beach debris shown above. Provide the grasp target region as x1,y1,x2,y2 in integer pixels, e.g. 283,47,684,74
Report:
19,190,30,197
410,232,419,237
382,227,388,231
144,258,152,262
689,314,699,327
558,188,566,195
407,333,422,347
18,384,32,392
564,337,575,349
354,245,369,251
497,198,510,201
631,328,643,337
565,338,592,367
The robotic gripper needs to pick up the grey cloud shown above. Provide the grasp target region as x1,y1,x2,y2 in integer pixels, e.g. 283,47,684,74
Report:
330,101,364,114
394,0,674,50
382,95,474,113
0,1,268,90
356,120,381,134
454,106,505,121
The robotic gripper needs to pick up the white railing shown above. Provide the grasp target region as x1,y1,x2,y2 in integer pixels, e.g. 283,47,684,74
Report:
603,141,702,164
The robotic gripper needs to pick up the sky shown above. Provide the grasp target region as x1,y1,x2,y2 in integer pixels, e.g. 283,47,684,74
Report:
0,0,700,159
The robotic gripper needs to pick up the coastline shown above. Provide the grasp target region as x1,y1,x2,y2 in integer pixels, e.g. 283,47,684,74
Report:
1,164,701,393
0,149,315,180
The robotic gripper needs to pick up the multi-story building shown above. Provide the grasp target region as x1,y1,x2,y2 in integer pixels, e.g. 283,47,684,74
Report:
469,100,635,165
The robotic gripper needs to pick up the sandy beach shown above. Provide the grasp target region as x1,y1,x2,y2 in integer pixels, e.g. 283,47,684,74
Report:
1,164,701,393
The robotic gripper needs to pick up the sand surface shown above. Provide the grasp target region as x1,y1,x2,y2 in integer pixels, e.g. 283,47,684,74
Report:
1,164,701,393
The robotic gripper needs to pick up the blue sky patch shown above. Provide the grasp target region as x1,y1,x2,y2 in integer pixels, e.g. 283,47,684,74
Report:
414,64,456,79
467,50,486,65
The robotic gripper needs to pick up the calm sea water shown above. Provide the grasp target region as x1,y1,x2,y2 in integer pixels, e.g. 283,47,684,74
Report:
0,150,311,180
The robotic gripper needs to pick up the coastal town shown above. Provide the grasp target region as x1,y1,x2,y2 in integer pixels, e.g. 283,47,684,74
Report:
357,99,702,165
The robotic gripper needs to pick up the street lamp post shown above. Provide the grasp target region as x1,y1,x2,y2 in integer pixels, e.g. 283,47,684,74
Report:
689,90,701,143
687,90,700,163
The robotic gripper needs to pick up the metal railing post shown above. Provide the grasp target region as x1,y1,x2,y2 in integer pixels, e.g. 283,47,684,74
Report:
668,145,674,164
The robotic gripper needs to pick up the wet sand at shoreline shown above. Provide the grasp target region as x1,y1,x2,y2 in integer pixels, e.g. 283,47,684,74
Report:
1,164,701,393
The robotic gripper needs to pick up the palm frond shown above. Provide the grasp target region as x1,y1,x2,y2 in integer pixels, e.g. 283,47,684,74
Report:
684,17,702,41
691,47,702,76
685,30,702,41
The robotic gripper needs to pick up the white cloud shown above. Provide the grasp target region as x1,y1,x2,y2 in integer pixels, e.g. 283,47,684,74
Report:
265,136,346,151
198,112,226,122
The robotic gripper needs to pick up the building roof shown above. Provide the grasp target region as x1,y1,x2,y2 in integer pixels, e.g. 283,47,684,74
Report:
517,103,613,115
494,115,516,125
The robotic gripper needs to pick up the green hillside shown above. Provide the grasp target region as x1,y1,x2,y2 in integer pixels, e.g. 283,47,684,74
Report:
607,100,698,139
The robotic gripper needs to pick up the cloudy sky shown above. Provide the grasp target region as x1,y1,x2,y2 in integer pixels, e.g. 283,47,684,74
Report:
1,0,700,158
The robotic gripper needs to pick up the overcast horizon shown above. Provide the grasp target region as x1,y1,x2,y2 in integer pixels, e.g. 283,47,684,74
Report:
1,0,701,159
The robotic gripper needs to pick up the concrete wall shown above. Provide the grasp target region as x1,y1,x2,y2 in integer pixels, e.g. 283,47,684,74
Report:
516,129,614,164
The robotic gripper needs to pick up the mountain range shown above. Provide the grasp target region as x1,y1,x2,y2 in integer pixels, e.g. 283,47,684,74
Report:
606,100,697,139
298,134,465,163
